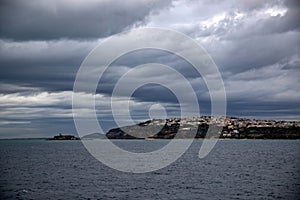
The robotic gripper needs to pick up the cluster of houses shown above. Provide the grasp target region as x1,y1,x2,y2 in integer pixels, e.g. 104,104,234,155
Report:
146,116,300,138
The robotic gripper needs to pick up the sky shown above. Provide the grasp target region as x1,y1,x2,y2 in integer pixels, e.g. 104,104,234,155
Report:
0,0,299,138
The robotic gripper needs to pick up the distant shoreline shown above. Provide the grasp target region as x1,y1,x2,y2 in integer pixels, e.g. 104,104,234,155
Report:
1,116,300,140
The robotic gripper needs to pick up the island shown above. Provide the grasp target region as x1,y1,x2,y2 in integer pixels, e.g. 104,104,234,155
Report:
80,133,107,140
106,116,300,139
48,133,80,140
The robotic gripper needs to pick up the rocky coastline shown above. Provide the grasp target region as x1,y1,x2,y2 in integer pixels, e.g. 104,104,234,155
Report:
106,117,300,140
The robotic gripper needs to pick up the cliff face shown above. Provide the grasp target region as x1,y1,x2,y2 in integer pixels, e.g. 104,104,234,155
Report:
106,127,140,139
239,127,300,139
106,125,300,139
105,118,300,140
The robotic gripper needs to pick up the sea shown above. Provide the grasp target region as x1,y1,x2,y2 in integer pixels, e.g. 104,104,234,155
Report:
0,139,299,200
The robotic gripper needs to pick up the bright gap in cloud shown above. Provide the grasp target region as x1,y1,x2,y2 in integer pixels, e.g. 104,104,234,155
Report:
0,121,31,125
201,13,226,28
265,6,287,17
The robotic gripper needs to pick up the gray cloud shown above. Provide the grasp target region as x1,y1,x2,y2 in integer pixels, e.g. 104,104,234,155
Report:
148,0,300,73
0,39,95,92
0,0,172,41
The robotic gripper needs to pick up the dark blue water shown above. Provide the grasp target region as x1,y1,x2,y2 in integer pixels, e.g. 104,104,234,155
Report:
1,139,299,200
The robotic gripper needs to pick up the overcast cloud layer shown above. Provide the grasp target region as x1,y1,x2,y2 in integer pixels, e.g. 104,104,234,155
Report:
0,0,299,138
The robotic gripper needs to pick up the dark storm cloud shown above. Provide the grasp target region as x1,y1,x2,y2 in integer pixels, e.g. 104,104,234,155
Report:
213,32,299,74
0,39,95,92
148,0,300,74
212,0,300,40
193,4,300,74
0,0,173,94
0,0,172,41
